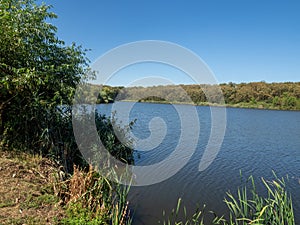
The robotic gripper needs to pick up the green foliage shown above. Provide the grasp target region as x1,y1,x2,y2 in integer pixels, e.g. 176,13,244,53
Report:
95,111,135,165
0,0,89,154
0,1,132,225
62,202,108,225
0,0,134,171
0,8,135,224
96,86,123,104
112,82,300,110
139,96,167,102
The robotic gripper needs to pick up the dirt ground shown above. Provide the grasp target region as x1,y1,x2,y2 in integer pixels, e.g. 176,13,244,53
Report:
0,150,65,224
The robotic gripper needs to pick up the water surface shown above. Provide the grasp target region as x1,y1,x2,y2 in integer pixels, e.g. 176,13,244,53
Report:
97,102,300,224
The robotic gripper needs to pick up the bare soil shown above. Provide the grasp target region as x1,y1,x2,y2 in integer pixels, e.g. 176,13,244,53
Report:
0,150,65,224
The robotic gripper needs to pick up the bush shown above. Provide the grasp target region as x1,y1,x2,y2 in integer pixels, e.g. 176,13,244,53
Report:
0,0,89,155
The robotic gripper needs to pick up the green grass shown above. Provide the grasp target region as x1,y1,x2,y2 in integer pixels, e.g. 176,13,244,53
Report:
21,193,59,209
0,199,15,208
61,202,109,225
224,173,294,225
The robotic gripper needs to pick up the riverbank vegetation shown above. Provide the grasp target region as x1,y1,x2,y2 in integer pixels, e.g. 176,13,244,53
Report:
0,149,132,224
0,149,295,224
95,82,300,110
161,174,294,225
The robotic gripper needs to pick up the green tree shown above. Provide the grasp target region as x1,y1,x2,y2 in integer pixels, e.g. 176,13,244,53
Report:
96,86,123,104
0,0,89,153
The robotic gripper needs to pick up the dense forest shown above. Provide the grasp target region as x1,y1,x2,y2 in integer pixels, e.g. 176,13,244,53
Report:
96,82,300,110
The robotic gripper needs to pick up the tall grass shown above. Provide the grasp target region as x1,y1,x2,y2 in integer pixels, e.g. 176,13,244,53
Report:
57,165,132,225
161,173,295,225
224,172,294,225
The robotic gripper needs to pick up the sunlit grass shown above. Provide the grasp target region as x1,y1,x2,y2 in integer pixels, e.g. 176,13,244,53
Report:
224,172,294,225
58,165,132,225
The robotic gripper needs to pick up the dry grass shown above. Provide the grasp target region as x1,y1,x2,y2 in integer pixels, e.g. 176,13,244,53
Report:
57,165,131,225
59,165,110,217
0,149,132,224
0,150,65,224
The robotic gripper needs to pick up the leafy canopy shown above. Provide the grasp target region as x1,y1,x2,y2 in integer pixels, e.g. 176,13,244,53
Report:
0,0,89,151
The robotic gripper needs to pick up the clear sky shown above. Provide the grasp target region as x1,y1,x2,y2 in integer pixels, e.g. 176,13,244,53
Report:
44,0,300,85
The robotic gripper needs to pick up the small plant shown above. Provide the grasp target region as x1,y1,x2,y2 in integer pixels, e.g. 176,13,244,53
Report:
160,198,206,225
61,202,108,225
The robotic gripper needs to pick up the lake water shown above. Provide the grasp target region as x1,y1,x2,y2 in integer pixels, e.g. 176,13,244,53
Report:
97,102,300,224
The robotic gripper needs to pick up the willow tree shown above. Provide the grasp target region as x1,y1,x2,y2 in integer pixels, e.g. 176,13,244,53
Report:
0,0,89,154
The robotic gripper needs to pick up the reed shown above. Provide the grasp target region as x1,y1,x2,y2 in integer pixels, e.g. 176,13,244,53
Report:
160,198,205,225
224,172,294,225
58,165,132,225
161,173,295,225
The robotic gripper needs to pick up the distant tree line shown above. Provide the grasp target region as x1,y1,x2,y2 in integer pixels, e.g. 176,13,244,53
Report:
96,82,300,110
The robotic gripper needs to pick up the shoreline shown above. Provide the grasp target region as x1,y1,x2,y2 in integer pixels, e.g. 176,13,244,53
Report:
116,100,300,112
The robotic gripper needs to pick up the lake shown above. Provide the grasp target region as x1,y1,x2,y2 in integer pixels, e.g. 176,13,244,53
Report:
97,102,300,224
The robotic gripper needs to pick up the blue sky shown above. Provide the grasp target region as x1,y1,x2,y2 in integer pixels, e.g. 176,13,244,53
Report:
44,0,300,86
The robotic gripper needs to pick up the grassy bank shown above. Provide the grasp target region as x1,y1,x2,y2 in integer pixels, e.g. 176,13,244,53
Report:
0,149,295,224
0,149,131,225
